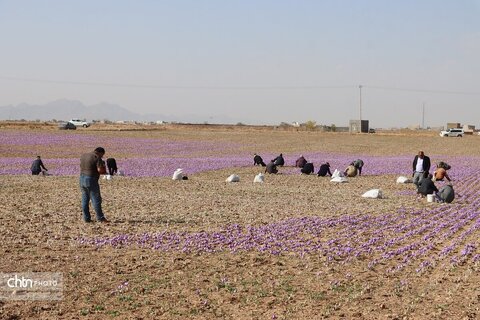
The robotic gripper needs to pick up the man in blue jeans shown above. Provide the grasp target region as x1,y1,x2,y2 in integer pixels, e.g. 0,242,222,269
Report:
80,147,109,223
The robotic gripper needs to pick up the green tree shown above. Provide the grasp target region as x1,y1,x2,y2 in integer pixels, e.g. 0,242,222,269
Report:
305,120,317,131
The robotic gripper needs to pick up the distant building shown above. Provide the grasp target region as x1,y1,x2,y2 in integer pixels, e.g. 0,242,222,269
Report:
463,124,475,135
447,122,461,129
349,120,369,133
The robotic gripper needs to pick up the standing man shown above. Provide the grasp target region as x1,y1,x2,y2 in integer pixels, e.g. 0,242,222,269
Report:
412,150,431,186
31,155,48,175
80,147,109,223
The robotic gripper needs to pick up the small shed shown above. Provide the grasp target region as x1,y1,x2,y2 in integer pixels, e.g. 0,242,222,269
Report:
349,120,369,133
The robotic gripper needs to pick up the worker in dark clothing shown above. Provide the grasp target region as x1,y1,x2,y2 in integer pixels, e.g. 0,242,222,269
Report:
106,158,118,176
265,160,278,174
317,162,332,177
253,153,266,167
351,159,364,176
31,156,48,175
301,162,314,175
273,153,285,167
417,173,438,197
295,155,307,168
436,183,455,203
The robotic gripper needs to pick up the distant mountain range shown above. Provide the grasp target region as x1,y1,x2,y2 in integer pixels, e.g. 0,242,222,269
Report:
0,99,240,124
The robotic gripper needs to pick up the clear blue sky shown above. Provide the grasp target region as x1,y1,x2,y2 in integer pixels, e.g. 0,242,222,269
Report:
1,0,479,127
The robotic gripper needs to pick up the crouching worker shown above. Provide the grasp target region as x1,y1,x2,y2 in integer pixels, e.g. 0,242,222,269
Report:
344,164,358,177
417,173,438,197
436,183,455,203
295,155,307,168
265,160,278,174
433,162,451,182
253,153,266,166
273,153,285,166
301,162,314,175
31,155,48,175
351,159,364,176
106,158,118,176
317,162,332,177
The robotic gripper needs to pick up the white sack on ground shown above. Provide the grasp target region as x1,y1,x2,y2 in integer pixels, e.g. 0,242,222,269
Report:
226,174,240,183
172,168,184,180
253,173,265,183
362,189,383,198
330,176,348,183
332,169,345,179
396,176,412,183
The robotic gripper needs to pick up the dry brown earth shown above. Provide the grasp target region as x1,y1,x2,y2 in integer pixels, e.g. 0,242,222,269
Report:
1,123,480,319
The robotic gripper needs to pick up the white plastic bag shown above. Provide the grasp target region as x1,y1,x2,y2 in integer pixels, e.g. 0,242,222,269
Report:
330,176,348,183
331,169,345,179
253,173,265,183
396,176,412,184
362,189,383,199
226,174,240,183
172,168,184,180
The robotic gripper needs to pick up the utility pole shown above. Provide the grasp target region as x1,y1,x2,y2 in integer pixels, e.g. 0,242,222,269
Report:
359,85,363,122
422,102,425,129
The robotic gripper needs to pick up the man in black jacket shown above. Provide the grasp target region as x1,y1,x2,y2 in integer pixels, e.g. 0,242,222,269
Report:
412,151,431,186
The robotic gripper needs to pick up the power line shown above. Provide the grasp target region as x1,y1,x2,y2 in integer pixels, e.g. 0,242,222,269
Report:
0,76,354,91
2,75,479,96
364,85,480,96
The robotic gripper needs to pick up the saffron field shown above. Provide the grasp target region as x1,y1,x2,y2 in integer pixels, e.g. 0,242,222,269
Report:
1,124,480,319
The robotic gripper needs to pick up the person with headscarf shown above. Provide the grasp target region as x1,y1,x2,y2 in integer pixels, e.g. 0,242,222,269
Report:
253,153,266,167
317,162,332,177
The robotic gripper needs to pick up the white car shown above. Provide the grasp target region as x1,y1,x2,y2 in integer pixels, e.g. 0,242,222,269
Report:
69,119,90,128
439,128,464,137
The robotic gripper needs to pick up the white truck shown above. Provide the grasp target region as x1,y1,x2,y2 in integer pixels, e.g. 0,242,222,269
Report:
439,128,464,137
68,119,90,128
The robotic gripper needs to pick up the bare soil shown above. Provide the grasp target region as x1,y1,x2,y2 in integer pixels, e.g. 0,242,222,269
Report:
1,123,480,319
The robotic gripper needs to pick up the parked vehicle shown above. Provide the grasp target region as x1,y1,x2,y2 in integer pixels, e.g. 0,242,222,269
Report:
368,128,376,133
58,122,77,130
439,128,464,137
69,119,90,128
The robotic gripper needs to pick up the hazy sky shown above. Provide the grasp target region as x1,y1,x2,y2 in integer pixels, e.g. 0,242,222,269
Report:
1,0,479,127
